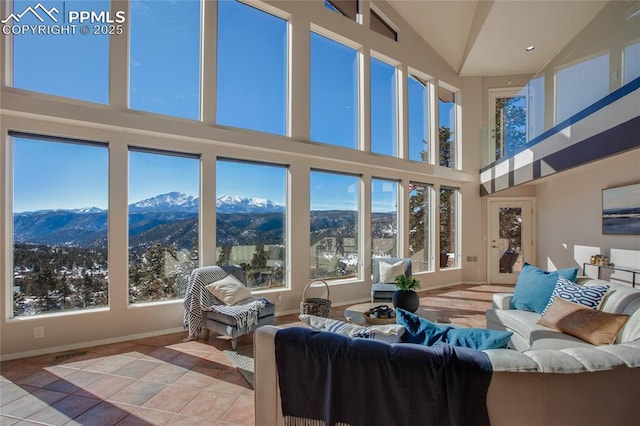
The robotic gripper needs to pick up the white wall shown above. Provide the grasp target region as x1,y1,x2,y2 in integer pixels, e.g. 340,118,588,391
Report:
535,150,640,272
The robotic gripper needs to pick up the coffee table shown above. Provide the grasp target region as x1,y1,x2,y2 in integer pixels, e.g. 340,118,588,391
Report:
344,302,448,326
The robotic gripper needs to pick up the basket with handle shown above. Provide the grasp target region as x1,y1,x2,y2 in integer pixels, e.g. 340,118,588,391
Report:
300,279,331,317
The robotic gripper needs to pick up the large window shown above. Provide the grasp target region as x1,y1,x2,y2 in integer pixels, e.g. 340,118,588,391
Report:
128,149,200,304
556,54,609,123
624,42,640,84
11,0,110,104
216,159,287,289
438,86,457,168
217,1,288,135
310,32,359,149
310,171,360,280
129,0,201,119
409,183,432,273
371,179,398,258
12,135,109,316
370,57,398,156
439,187,459,269
408,73,430,162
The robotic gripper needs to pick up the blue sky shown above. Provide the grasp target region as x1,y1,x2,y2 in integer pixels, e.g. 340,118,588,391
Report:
11,0,404,213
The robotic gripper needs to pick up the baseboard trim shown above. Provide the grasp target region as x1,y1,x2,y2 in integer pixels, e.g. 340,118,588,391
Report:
0,327,186,362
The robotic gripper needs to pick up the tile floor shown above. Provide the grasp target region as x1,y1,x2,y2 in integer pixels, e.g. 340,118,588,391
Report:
0,283,513,425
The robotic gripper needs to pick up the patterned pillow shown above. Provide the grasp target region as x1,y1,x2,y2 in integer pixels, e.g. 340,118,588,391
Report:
541,276,609,315
298,314,405,343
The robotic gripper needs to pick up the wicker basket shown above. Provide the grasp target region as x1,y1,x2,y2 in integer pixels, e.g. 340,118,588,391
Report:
364,305,396,325
300,279,331,317
363,313,397,325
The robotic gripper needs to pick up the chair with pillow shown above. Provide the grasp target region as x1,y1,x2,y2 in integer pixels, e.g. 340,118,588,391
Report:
184,264,275,349
371,257,412,302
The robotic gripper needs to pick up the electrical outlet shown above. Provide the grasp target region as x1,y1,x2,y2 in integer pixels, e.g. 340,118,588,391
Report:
33,326,44,339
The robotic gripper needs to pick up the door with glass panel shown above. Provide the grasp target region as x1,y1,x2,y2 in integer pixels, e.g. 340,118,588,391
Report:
488,89,527,163
488,199,535,284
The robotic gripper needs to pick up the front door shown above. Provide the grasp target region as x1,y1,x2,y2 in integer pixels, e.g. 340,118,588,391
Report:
488,198,535,284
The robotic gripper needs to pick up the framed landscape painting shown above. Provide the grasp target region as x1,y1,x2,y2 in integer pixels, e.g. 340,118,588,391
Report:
602,182,640,235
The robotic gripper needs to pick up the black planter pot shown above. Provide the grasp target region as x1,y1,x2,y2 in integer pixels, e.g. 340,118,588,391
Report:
392,290,420,313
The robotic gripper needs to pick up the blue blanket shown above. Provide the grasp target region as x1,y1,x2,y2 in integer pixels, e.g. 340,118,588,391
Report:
275,327,492,426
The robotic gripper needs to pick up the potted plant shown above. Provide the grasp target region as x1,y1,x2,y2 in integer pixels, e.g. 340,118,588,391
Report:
392,274,421,313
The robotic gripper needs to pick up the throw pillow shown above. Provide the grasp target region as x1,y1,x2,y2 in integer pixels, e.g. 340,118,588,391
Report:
379,260,405,283
510,263,579,313
538,297,629,345
396,309,512,350
541,276,610,315
205,274,252,305
299,314,405,343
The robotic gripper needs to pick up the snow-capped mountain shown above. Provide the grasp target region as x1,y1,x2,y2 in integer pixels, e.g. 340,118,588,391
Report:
129,192,199,213
216,195,284,213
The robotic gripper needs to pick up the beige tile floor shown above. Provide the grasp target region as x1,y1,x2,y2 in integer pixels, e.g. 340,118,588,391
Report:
0,283,513,425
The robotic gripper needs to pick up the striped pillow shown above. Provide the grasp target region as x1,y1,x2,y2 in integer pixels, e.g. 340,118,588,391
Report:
298,314,405,343
541,276,609,315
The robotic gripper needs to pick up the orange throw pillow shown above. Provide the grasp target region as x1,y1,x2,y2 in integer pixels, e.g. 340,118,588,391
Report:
537,297,629,345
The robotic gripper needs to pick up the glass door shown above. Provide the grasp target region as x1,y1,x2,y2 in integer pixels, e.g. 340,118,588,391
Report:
488,89,527,163
488,199,535,284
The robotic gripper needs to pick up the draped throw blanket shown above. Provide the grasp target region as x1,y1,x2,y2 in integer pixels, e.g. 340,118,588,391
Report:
183,266,268,340
275,327,493,426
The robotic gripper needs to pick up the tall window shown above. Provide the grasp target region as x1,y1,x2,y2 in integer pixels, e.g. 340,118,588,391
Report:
310,32,359,149
439,187,459,269
409,183,432,273
310,171,360,280
624,42,640,84
129,0,201,120
556,54,609,123
11,0,110,104
408,74,430,162
490,90,527,161
370,57,398,156
12,135,108,316
128,149,200,304
216,160,287,289
217,1,288,135
371,179,398,258
438,86,457,168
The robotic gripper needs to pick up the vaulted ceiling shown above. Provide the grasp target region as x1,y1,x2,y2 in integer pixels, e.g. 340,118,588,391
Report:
388,0,610,76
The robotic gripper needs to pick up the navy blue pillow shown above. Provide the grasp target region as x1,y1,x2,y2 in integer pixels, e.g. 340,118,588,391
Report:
396,309,512,350
510,263,579,314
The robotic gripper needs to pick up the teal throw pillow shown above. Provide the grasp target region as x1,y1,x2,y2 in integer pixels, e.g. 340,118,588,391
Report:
396,308,512,350
510,263,579,314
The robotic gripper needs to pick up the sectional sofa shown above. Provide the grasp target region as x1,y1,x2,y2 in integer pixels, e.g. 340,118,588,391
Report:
254,277,640,425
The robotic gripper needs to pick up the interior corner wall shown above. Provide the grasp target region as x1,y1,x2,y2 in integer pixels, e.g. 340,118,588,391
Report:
534,149,640,273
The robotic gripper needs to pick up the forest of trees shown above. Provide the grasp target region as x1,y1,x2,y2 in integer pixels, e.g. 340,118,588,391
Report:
13,243,108,316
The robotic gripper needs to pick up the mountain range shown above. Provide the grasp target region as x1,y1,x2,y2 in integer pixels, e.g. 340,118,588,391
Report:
14,192,386,249
14,192,285,248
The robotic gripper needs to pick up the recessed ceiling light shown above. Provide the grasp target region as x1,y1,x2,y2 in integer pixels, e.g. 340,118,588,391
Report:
525,46,535,52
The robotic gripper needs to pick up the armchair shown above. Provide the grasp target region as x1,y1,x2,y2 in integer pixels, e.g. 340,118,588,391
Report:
370,257,412,302
188,264,275,349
